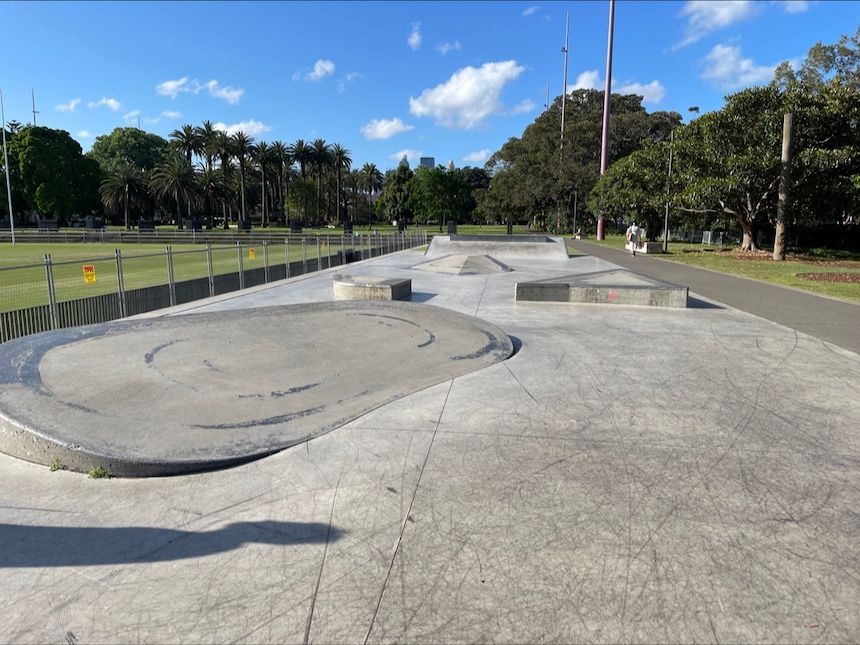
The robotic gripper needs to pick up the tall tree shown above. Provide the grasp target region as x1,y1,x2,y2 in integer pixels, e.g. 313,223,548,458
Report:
311,138,331,224
361,162,383,226
169,125,203,226
289,139,311,222
253,142,273,227
195,120,219,172
88,127,168,172
331,143,351,224
270,140,290,223
230,131,254,227
150,154,200,227
212,131,234,228
99,162,148,229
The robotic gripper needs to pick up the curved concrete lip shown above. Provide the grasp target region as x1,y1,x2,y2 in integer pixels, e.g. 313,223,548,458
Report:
0,301,513,477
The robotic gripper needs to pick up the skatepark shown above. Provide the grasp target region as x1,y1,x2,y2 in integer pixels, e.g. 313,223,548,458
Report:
0,236,858,643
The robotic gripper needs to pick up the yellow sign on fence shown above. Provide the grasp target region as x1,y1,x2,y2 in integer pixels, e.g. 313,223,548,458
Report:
82,265,96,284
248,247,256,260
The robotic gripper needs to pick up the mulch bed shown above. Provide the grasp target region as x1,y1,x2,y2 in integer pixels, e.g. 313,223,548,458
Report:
797,272,860,283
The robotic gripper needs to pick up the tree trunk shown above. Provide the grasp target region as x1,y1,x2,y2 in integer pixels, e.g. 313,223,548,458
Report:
739,219,758,252
124,189,129,230
773,113,793,261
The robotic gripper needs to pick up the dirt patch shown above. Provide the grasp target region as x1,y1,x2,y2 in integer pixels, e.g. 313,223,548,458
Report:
712,250,860,268
798,272,860,283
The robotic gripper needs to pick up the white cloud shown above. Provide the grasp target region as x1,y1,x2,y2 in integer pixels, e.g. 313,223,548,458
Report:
361,117,414,140
511,99,536,114
781,0,810,13
55,97,81,112
206,80,244,104
571,69,602,91
409,60,525,129
674,1,757,50
143,117,161,125
436,40,462,55
408,22,422,50
76,130,92,139
294,59,336,82
156,77,197,98
702,44,777,89
568,70,665,105
88,97,121,111
213,119,272,138
616,80,666,105
337,72,362,93
161,110,182,119
389,149,423,164
462,149,491,164
155,77,243,103
522,6,541,16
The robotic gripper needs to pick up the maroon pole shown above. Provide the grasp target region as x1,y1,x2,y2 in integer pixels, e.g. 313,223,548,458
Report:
597,0,615,240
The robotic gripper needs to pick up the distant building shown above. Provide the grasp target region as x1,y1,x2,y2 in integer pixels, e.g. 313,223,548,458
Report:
419,157,435,169
447,160,455,171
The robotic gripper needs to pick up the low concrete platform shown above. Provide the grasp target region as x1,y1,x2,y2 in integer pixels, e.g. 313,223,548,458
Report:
425,234,569,260
332,274,412,300
516,268,689,308
0,301,512,476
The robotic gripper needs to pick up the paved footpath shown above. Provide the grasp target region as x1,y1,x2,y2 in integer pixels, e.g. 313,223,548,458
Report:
568,239,860,354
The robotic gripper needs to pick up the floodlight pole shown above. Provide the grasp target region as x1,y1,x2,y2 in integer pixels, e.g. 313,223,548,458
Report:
1,89,15,246
558,12,570,233
597,0,616,240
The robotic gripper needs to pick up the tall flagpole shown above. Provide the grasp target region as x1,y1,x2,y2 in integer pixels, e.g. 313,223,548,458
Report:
597,0,616,240
558,12,570,233
1,89,16,245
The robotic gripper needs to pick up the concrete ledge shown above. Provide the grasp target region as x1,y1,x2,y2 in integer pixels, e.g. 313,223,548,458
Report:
625,241,664,254
332,274,412,300
426,235,569,260
516,269,688,308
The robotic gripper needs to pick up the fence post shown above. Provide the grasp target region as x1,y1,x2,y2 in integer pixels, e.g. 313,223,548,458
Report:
316,237,322,272
326,235,331,269
166,245,177,306
44,254,59,331
351,233,356,259
302,238,308,274
115,249,127,318
285,238,291,278
206,243,215,297
237,242,245,290
264,241,270,283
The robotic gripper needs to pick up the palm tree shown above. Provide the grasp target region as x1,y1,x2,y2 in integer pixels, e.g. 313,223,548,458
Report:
198,166,226,230
288,139,311,222
253,142,273,228
331,144,352,225
150,154,200,227
212,131,234,228
169,125,203,227
361,162,384,227
270,140,290,223
195,120,218,172
230,131,255,227
311,139,332,225
99,162,147,229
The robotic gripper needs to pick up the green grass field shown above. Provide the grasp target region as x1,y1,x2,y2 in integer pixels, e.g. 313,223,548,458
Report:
0,240,346,312
585,235,860,302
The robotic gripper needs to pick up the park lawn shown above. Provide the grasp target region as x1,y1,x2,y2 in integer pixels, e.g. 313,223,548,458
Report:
584,235,860,302
0,241,341,312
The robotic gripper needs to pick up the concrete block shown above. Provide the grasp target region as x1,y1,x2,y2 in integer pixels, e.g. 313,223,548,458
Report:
332,274,412,300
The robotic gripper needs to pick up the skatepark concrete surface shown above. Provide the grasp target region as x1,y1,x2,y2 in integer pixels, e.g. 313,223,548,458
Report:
1,241,859,643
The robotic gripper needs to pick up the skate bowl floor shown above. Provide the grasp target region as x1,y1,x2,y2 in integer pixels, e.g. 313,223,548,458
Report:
425,234,570,260
0,301,513,477
413,254,512,275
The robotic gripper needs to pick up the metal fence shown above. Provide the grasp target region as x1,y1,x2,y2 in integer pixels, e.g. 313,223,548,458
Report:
0,231,427,344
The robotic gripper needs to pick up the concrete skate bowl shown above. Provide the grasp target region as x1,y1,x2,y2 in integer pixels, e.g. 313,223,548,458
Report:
0,301,513,477
413,254,512,275
425,235,569,261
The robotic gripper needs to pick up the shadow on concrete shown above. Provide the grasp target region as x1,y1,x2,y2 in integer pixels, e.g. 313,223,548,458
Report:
0,520,344,568
687,296,724,309
508,335,523,355
409,291,437,303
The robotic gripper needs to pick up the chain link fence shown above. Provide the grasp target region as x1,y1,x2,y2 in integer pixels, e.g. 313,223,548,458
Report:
0,231,426,344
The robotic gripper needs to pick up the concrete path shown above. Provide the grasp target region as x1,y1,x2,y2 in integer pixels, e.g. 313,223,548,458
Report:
0,247,858,643
568,239,860,353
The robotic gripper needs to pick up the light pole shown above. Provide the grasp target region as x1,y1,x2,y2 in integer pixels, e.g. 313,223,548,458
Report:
1,89,15,246
597,0,616,240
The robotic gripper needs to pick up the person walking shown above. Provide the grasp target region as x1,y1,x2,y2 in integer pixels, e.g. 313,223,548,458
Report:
626,220,642,256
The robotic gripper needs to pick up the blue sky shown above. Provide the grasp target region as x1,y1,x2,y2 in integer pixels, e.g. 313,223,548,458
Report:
1,1,856,171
